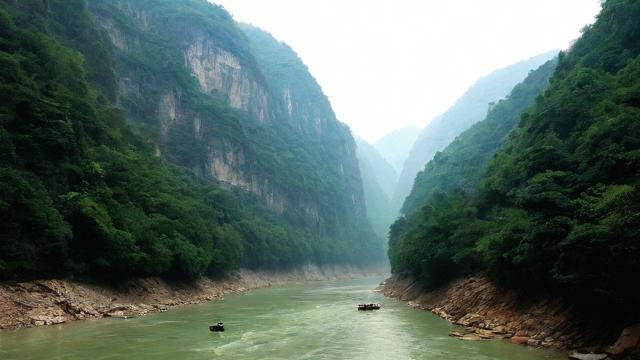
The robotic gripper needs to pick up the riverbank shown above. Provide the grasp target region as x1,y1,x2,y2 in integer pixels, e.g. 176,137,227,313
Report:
380,275,640,359
0,264,387,330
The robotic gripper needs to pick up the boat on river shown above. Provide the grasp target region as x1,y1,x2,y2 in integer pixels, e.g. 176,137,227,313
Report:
358,303,381,311
209,322,224,332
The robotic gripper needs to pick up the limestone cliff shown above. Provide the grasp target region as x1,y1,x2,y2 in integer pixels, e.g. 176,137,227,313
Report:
87,0,378,252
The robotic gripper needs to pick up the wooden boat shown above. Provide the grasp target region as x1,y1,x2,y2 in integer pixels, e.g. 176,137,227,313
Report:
357,303,381,311
209,322,224,332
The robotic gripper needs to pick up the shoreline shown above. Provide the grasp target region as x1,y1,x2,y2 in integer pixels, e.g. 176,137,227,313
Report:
379,275,640,359
0,264,388,330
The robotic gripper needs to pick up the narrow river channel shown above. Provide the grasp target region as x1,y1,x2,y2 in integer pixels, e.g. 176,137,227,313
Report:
0,277,564,359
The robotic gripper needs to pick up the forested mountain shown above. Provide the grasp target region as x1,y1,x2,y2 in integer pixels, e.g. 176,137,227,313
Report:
373,125,419,175
389,0,640,318
0,0,384,282
355,136,397,200
391,51,559,216
354,137,396,237
400,59,559,216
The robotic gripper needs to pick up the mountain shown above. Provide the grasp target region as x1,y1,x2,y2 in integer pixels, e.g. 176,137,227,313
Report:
354,137,396,237
0,0,384,281
400,59,559,216
355,137,397,199
389,0,640,318
391,50,559,216
373,125,420,174
389,58,558,287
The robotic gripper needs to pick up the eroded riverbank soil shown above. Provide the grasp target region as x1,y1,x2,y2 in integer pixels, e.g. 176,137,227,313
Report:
380,275,640,359
0,264,386,330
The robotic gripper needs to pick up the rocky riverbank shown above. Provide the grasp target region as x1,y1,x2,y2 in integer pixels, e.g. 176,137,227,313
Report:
380,275,640,360
0,264,387,330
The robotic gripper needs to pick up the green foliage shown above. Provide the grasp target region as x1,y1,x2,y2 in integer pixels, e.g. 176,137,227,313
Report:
392,50,559,215
0,168,71,279
389,0,640,313
389,58,558,288
402,59,559,216
0,0,383,282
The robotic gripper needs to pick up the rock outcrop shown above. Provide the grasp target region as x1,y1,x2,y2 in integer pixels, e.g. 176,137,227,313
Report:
608,324,640,359
185,35,270,122
380,275,638,358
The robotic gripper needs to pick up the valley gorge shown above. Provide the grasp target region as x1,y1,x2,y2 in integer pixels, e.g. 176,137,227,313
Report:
1,0,639,359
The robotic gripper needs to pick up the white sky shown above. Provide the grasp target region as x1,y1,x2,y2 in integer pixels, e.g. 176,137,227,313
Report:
212,0,602,142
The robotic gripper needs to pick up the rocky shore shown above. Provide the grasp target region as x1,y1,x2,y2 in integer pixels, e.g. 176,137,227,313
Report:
380,275,640,360
0,264,386,330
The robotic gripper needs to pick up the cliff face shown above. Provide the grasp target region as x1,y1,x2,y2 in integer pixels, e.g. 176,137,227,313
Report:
239,23,367,214
184,36,271,121
88,0,371,241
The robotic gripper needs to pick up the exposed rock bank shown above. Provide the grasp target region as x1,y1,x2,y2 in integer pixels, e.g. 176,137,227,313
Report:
0,264,386,330
380,275,640,359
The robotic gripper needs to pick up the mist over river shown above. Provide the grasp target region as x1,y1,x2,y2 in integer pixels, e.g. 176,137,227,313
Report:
0,277,564,360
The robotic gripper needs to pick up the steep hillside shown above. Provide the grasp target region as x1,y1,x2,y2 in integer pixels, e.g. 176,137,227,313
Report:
392,51,559,215
401,59,558,216
388,58,558,288
355,137,397,199
389,0,640,335
88,1,374,243
0,0,384,282
354,137,396,237
373,125,419,175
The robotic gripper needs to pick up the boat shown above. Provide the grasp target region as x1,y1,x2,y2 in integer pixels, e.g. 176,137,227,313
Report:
357,303,381,311
209,322,224,332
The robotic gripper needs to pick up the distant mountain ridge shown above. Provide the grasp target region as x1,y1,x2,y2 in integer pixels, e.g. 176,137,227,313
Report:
354,137,397,237
373,125,420,174
392,50,560,216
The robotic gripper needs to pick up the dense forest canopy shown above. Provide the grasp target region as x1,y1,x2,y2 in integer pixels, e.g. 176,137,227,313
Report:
0,0,384,282
389,0,640,318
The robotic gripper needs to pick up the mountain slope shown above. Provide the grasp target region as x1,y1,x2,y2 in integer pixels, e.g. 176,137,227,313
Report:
401,59,559,216
373,125,420,174
355,137,397,199
354,137,396,237
0,0,383,281
388,58,558,288
392,51,559,216
88,1,374,241
389,0,640,321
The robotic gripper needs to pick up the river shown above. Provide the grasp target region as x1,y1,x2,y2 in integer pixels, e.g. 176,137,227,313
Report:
0,277,564,359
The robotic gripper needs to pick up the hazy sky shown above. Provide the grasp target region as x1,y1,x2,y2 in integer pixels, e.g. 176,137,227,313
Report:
213,0,602,142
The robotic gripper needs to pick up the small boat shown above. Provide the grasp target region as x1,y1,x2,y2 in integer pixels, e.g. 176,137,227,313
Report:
357,303,381,311
209,322,224,332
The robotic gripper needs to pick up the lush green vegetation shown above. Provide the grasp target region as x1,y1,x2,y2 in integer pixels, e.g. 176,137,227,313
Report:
87,2,380,255
392,51,558,216
0,0,383,282
400,59,559,217
389,0,640,314
389,59,558,289
240,24,384,260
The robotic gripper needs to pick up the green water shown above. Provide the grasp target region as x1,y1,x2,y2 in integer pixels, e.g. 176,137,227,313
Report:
0,277,564,360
